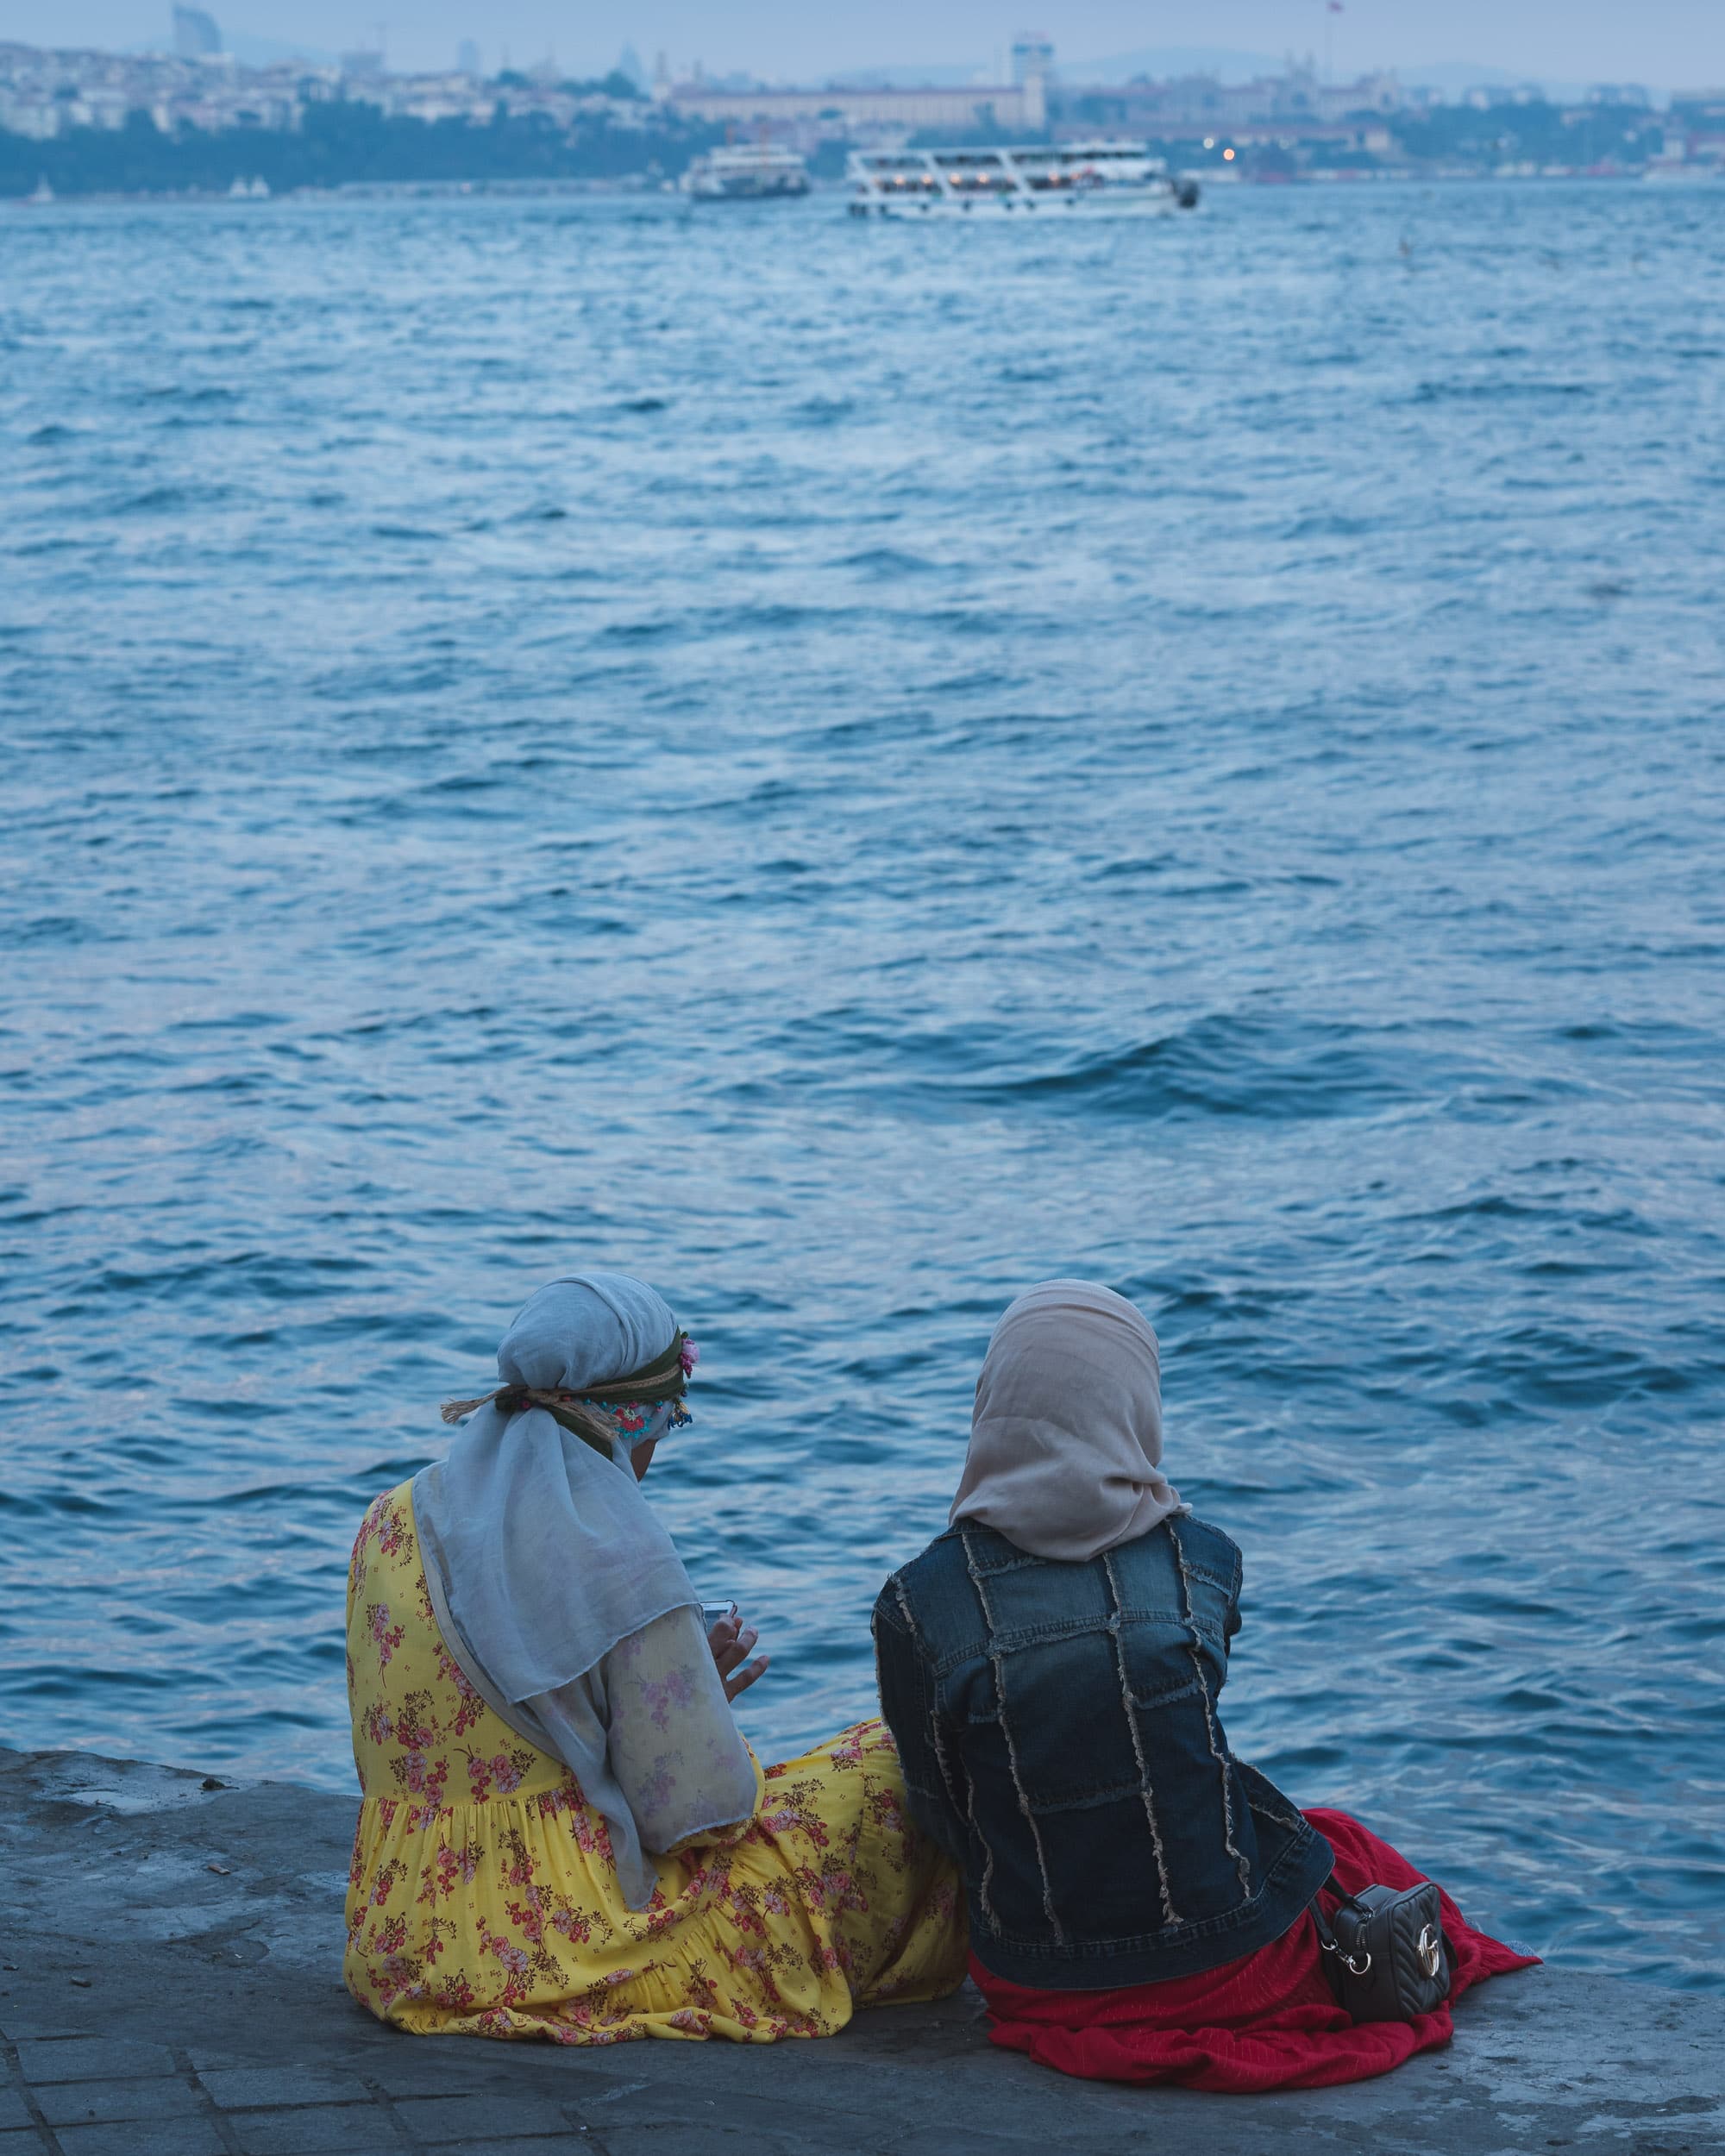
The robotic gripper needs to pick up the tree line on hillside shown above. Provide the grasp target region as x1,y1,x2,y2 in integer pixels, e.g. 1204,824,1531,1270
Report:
0,97,724,197
1389,99,1665,166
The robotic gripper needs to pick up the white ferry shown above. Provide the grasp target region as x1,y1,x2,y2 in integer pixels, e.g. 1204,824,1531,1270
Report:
848,141,1199,218
681,144,811,200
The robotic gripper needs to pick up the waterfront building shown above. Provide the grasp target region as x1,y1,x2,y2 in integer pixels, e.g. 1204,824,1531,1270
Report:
1057,65,1400,138
1012,33,1054,86
663,78,1044,135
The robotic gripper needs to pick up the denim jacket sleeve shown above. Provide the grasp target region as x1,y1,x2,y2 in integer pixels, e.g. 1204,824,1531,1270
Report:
873,1581,967,1868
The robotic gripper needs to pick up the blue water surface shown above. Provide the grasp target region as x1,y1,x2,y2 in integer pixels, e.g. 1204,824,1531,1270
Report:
1,183,1722,1989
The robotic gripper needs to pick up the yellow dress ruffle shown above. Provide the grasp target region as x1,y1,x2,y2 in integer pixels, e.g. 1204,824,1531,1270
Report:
343,1481,968,2042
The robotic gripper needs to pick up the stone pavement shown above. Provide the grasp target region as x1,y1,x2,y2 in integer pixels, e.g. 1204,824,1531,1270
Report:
2,1745,1721,2155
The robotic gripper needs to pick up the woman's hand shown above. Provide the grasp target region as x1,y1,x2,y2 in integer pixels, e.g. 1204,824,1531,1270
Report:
707,1611,769,1703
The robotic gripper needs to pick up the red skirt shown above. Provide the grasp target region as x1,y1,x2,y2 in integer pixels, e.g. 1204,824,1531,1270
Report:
970,1808,1540,2091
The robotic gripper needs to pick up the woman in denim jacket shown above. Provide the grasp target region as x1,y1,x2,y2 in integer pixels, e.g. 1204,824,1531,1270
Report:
873,1281,1535,2089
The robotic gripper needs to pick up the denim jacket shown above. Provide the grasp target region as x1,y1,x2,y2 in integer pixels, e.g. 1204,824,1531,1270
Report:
874,1515,1333,1989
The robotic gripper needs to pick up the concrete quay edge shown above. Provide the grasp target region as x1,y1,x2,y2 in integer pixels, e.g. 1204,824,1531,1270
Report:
0,1743,1719,2156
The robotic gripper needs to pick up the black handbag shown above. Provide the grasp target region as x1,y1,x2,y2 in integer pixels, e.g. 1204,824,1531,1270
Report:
1311,1875,1452,2023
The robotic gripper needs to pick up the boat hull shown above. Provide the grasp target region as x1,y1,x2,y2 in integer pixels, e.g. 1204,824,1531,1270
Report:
685,178,811,200
850,190,1184,219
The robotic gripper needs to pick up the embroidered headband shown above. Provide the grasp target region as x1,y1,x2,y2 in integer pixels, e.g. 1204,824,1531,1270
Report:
440,1332,699,1432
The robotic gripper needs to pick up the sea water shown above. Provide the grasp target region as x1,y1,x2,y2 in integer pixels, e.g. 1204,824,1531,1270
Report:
1,183,1721,1987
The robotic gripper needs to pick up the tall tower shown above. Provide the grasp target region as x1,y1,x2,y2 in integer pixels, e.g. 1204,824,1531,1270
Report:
1012,32,1053,128
172,4,222,59
1011,31,1054,84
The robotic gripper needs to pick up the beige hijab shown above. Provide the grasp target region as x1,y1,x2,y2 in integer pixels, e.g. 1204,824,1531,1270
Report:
950,1280,1185,1563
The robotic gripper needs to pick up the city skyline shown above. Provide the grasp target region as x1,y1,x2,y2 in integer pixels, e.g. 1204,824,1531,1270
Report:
3,0,1723,90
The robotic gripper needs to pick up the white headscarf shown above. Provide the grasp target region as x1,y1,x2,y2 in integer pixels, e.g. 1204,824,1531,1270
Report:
950,1279,1186,1563
413,1274,699,1708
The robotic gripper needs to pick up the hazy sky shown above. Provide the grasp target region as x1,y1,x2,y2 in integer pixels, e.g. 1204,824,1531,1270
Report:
9,0,1723,87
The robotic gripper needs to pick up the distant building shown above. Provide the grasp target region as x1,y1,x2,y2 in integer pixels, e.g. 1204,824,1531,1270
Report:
664,78,1042,133
172,6,222,60
1057,65,1399,135
341,47,385,80
616,43,649,94
456,40,481,80
1012,33,1053,86
1011,32,1052,126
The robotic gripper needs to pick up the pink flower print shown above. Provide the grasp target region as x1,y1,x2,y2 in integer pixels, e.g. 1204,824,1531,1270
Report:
488,1752,523,1795
612,1402,649,1434
395,1709,431,1752
638,1758,676,1813
367,1601,405,1670
436,1648,478,1698
551,1906,593,1945
641,1666,695,1731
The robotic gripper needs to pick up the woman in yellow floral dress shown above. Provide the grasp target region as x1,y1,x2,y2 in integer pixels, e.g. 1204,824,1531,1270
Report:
344,1273,965,2043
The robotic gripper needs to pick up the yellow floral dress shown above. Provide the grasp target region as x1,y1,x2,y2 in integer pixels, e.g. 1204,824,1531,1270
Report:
344,1480,968,2042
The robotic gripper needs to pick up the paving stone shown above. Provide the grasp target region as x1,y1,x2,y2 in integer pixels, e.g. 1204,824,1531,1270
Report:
201,2065,370,2110
365,2055,615,2103
36,2075,204,2127
574,2081,842,2139
393,2091,572,2141
14,2038,177,2085
55,2121,228,2156
2,1745,1722,2156
598,2130,803,2156
229,2101,396,2155
436,2140,595,2155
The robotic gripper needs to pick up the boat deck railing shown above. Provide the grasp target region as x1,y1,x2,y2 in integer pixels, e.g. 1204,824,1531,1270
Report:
849,144,1170,200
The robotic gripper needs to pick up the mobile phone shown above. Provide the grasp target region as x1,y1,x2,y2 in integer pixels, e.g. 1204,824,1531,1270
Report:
700,1600,739,1633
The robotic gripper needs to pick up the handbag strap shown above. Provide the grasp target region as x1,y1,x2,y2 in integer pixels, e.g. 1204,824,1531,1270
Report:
1309,1873,1370,1971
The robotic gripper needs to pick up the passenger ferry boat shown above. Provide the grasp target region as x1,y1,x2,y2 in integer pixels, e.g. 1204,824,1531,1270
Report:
848,141,1199,218
681,144,812,200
